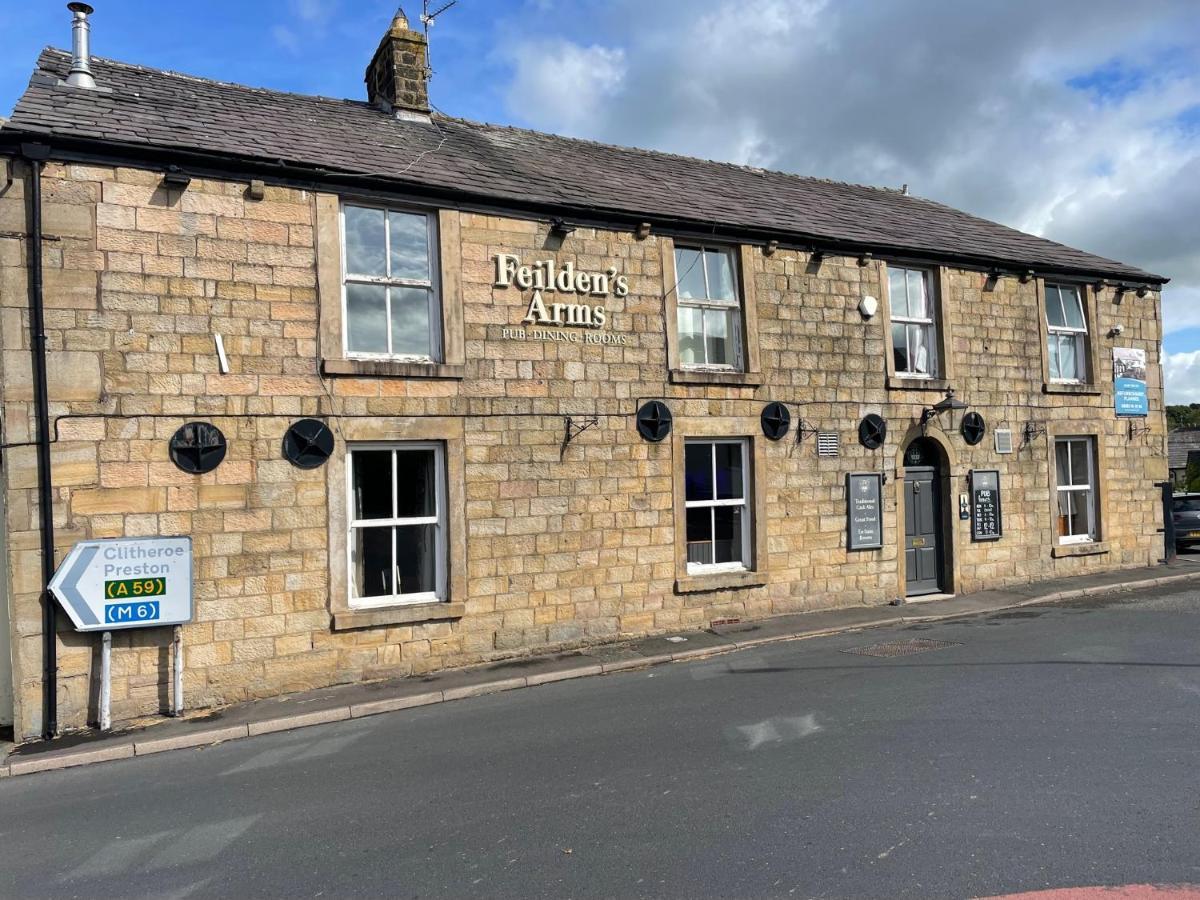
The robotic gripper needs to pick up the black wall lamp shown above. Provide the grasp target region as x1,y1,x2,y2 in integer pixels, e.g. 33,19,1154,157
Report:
764,239,779,256
635,222,652,241
857,252,873,267
920,388,968,429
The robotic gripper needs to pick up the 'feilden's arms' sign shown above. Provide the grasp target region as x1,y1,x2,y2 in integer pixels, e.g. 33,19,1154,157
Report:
494,253,629,338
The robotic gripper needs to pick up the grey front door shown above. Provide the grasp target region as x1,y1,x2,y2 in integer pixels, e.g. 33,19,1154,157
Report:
904,467,942,596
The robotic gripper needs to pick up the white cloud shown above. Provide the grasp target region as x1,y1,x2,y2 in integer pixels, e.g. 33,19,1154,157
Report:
1165,349,1200,403
294,0,335,25
272,25,301,55
497,0,1200,399
504,40,626,135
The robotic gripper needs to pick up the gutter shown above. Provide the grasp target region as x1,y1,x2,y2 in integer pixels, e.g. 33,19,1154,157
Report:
20,143,57,740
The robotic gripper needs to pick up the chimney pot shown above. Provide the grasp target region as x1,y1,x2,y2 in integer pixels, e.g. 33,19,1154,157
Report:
365,8,430,116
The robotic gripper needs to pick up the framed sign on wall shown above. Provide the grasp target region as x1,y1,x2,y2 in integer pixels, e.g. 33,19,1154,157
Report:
970,470,1002,542
847,472,884,551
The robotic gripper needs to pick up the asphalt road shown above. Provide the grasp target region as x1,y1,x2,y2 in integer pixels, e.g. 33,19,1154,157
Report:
3,584,1200,900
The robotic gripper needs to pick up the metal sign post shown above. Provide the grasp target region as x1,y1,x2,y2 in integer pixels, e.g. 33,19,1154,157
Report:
49,537,194,729
100,631,112,731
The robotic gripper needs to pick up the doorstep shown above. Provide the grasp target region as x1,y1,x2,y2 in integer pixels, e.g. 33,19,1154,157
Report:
4,560,1199,779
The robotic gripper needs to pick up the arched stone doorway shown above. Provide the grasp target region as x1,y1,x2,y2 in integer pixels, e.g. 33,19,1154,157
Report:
902,435,950,596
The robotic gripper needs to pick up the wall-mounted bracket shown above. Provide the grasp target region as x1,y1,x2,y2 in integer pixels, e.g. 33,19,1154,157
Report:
1021,421,1047,448
795,418,820,444
1127,419,1151,441
561,415,598,457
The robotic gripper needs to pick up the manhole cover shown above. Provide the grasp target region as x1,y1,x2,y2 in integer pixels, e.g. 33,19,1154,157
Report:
842,638,960,658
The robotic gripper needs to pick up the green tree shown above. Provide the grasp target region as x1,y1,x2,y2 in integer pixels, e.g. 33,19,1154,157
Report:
1167,404,1200,430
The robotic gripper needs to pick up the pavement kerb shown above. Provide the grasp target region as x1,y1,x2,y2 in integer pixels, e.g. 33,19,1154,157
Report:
5,566,1200,780
134,724,249,757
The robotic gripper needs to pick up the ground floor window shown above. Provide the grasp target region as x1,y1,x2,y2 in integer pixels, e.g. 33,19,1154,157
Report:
348,442,446,607
1055,437,1096,544
684,439,752,572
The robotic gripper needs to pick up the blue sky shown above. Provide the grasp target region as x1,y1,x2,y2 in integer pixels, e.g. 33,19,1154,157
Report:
5,1,1200,399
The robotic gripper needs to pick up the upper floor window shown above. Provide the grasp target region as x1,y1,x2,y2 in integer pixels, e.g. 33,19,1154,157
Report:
675,245,743,370
888,265,938,377
1045,283,1087,382
342,204,441,361
684,439,752,573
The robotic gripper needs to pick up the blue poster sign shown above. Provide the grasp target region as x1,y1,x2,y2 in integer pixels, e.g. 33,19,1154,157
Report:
1113,348,1148,417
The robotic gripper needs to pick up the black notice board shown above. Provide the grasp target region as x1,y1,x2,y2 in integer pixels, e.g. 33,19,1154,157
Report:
847,472,883,551
971,469,1002,541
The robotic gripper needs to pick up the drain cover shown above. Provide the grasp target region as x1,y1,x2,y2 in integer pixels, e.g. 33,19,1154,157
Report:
842,638,960,658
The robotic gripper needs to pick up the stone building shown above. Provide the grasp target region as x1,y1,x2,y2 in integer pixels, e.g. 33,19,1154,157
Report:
0,10,1168,741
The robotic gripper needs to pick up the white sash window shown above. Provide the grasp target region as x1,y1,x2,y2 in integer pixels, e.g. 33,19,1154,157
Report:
348,443,447,607
1055,437,1096,544
684,439,752,572
889,265,938,377
1046,284,1088,382
342,204,442,362
675,245,744,370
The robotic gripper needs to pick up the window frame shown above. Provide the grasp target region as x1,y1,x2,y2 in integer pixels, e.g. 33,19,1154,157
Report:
683,438,752,575
887,264,939,378
340,202,443,363
1044,283,1088,384
1054,436,1097,545
673,244,745,372
346,441,448,608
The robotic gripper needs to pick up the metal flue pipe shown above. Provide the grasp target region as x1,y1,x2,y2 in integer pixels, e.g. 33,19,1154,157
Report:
65,3,97,90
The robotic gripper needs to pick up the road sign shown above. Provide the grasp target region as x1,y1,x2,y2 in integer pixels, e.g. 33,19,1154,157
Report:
49,537,193,632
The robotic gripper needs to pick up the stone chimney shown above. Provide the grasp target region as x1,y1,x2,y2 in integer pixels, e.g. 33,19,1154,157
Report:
365,9,430,117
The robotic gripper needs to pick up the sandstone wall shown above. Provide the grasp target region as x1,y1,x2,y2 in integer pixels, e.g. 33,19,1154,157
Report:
0,160,1167,739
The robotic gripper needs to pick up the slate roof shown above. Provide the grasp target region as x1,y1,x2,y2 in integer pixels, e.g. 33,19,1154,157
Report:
3,48,1166,283
1168,430,1200,470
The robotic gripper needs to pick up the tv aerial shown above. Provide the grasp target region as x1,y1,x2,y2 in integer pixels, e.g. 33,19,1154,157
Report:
421,0,457,31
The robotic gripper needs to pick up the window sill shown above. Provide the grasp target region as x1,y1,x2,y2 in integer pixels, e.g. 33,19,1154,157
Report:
332,600,465,631
1051,541,1109,559
1043,381,1100,396
675,569,767,594
323,359,465,380
886,375,949,392
670,368,762,387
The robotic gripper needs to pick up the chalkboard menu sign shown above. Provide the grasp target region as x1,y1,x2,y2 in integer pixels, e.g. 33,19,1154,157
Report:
847,472,884,551
970,469,1002,541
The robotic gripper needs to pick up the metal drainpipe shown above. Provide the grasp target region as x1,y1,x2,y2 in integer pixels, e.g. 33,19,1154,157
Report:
22,145,57,739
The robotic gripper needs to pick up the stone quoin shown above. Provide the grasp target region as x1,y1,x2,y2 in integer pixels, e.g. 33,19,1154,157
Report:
0,9,1169,741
